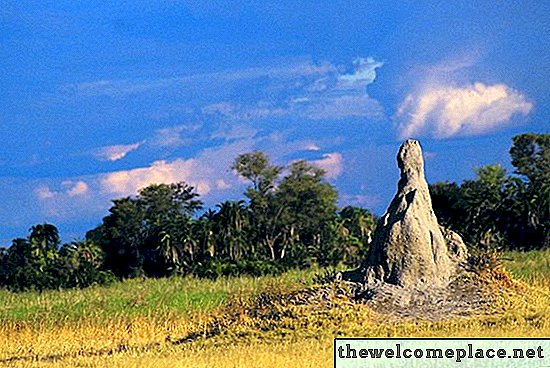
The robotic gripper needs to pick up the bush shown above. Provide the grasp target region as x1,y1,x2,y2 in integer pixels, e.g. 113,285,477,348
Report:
193,259,286,279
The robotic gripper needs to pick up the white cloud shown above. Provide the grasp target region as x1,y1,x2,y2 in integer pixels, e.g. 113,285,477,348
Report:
311,152,343,179
95,142,142,161
66,181,89,197
216,179,231,190
65,60,335,98
34,181,96,219
99,138,255,197
157,56,385,124
100,159,199,196
397,82,532,139
203,102,286,122
304,143,321,151
336,57,384,91
210,122,258,141
35,185,56,200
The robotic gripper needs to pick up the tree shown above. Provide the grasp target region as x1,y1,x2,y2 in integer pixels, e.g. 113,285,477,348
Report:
232,151,281,194
338,206,377,244
276,160,339,265
336,206,377,265
196,209,217,260
87,181,203,278
57,240,113,288
88,197,145,278
137,183,202,276
233,152,283,260
459,164,509,248
429,181,467,232
510,133,550,248
1,225,62,291
215,200,249,261
28,223,60,271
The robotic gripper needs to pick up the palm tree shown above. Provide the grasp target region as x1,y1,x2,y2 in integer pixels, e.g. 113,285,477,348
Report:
198,209,217,259
215,200,249,261
28,224,60,271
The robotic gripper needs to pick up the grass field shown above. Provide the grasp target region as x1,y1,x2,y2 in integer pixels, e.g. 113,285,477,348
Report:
1,250,549,367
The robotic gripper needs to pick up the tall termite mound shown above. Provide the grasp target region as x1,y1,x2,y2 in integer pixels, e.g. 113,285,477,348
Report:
343,139,468,289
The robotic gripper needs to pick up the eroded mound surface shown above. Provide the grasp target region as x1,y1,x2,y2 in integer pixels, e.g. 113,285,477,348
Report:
352,272,496,321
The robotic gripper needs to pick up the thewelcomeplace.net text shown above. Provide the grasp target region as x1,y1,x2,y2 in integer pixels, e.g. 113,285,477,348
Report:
337,343,544,363
334,339,550,368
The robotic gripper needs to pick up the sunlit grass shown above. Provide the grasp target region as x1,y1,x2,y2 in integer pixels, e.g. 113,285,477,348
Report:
0,251,549,367
502,248,550,285
0,267,319,326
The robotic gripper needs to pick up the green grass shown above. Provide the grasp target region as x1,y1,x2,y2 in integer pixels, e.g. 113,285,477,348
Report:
0,267,320,325
0,252,549,367
502,248,550,283
0,249,548,327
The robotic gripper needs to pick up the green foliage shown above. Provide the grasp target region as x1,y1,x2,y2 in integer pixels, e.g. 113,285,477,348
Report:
88,182,203,278
0,225,112,292
337,206,376,265
430,133,549,251
233,151,285,261
276,160,339,265
232,151,282,194
193,259,284,279
510,133,549,248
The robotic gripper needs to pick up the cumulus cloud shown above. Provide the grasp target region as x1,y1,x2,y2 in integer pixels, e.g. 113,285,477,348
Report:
100,159,200,196
66,181,89,197
294,57,384,120
311,152,343,179
36,181,90,200
99,137,255,197
396,82,532,139
215,179,231,190
396,55,533,139
95,142,142,161
33,180,97,219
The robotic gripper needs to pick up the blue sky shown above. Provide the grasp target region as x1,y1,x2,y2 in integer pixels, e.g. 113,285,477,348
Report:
1,1,548,244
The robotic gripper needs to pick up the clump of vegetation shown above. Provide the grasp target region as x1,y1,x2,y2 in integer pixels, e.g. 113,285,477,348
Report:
430,133,549,251
0,224,114,292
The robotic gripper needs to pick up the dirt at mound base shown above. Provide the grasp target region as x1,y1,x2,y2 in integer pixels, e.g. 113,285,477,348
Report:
350,271,497,321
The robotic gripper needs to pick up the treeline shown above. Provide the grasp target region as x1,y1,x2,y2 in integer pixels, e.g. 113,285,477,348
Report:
0,154,376,291
430,133,549,251
0,225,114,291
0,133,547,292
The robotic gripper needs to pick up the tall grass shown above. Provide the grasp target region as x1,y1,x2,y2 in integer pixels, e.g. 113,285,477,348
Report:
502,248,550,285
0,267,320,326
0,252,548,367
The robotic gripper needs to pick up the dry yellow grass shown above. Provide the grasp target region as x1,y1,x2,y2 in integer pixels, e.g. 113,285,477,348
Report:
1,250,549,368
